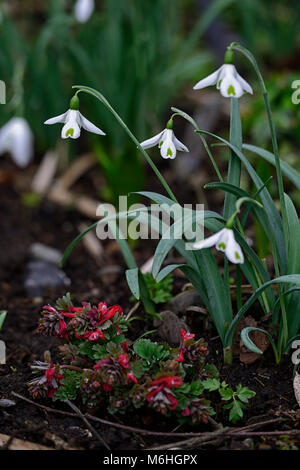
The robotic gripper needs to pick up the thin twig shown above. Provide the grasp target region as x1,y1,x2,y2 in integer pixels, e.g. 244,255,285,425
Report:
10,392,293,445
65,400,110,450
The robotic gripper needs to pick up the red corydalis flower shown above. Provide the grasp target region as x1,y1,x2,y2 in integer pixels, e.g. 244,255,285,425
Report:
84,328,106,341
118,354,130,369
45,362,64,398
146,376,182,412
180,329,195,342
93,359,111,370
126,371,137,384
176,329,196,361
58,318,68,340
98,304,122,325
176,350,185,362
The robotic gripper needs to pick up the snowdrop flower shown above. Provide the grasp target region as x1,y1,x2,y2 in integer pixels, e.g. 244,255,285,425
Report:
0,117,34,167
193,49,252,99
44,95,105,140
74,0,94,23
140,118,189,159
193,228,244,264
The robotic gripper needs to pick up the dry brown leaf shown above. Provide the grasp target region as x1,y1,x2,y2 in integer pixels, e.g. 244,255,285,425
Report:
233,316,269,364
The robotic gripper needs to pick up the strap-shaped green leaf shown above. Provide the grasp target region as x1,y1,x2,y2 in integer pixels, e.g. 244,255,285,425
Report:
126,268,140,300
0,311,7,330
225,275,300,348
199,130,287,273
243,144,300,191
224,97,242,219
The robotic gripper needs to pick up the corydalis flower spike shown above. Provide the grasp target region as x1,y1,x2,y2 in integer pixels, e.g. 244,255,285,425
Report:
193,228,244,264
140,125,189,160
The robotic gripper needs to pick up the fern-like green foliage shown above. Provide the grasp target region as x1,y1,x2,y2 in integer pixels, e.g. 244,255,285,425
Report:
143,273,173,305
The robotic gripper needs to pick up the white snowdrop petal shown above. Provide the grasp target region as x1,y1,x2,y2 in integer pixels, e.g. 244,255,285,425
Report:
44,111,69,125
193,67,222,90
0,117,33,167
236,73,253,95
74,0,94,23
173,136,189,152
79,112,106,135
193,230,224,250
160,139,177,159
220,75,243,98
10,122,34,167
225,229,244,264
61,121,81,139
140,130,164,150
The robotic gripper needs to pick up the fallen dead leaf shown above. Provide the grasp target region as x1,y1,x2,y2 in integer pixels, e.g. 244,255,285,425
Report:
234,316,269,364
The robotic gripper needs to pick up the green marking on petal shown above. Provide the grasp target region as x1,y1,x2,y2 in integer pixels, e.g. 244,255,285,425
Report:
235,251,241,260
218,79,222,87
66,128,74,137
159,140,164,148
166,147,173,157
227,85,236,96
218,242,226,250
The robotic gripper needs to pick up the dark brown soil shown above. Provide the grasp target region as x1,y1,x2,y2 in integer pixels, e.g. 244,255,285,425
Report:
0,163,299,451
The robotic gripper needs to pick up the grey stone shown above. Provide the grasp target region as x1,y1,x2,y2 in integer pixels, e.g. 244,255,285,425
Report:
30,243,62,266
166,289,203,315
0,399,16,408
24,260,71,297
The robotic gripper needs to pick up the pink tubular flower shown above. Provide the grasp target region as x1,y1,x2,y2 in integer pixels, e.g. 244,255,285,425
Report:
180,329,195,342
93,359,111,370
118,354,130,369
45,363,64,398
99,304,122,325
150,376,183,388
146,376,183,411
84,328,106,341
176,350,185,362
126,371,138,384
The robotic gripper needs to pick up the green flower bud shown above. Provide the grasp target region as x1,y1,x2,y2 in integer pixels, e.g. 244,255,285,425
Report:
70,95,80,110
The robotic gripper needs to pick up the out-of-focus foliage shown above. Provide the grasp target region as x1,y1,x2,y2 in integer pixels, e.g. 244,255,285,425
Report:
227,0,300,62
0,0,231,202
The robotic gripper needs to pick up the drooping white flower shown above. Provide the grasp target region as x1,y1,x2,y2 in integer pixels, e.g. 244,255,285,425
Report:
193,228,244,264
140,125,189,160
74,0,94,23
0,117,34,167
44,108,105,140
193,50,253,98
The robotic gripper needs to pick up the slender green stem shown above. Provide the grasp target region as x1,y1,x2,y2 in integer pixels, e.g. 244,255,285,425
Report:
236,265,242,311
223,346,233,365
73,86,178,204
229,43,289,249
171,107,224,182
199,134,224,182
